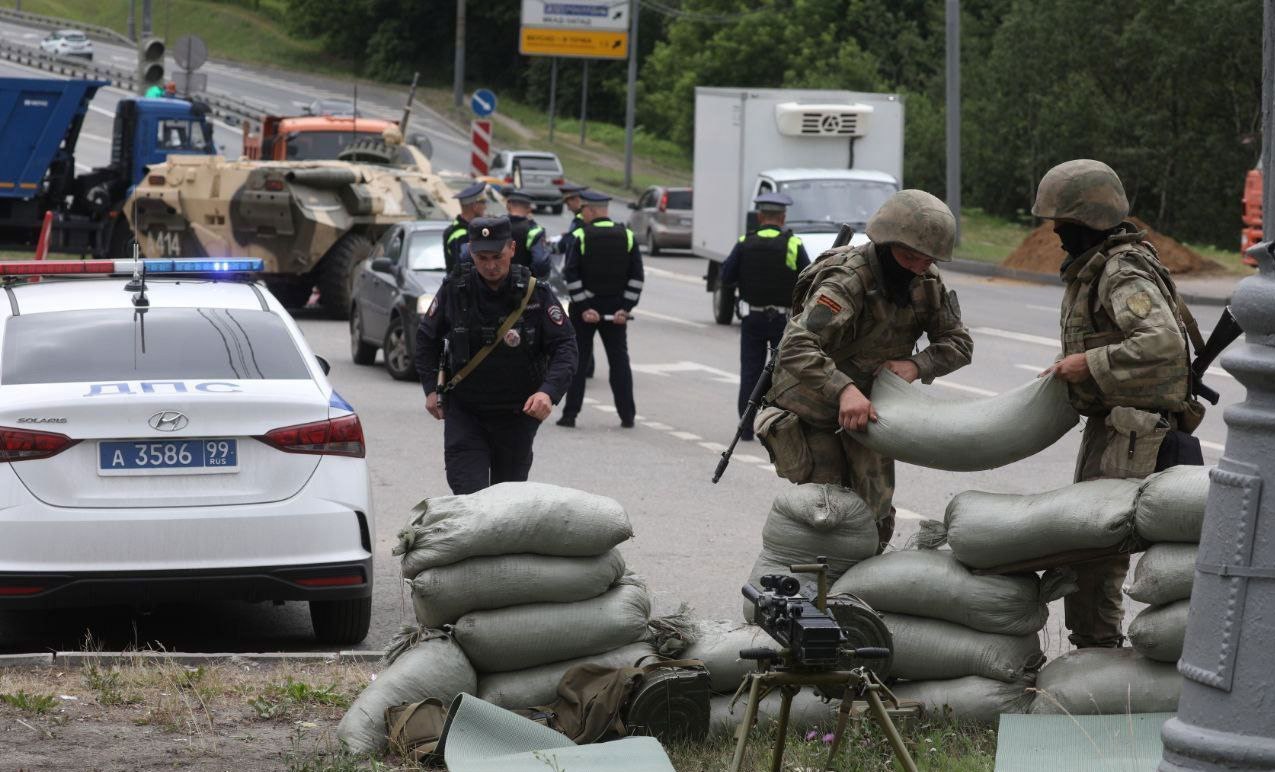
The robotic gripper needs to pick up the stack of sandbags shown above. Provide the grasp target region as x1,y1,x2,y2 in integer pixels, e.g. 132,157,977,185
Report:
1029,648,1181,715
1125,466,1209,664
394,482,656,710
744,484,880,620
830,550,1063,723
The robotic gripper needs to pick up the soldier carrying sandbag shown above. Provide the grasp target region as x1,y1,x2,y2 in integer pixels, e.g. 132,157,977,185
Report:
1033,159,1204,649
756,189,974,551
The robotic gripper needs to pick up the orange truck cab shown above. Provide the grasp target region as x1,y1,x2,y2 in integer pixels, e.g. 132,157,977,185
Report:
1242,167,1262,266
242,115,396,161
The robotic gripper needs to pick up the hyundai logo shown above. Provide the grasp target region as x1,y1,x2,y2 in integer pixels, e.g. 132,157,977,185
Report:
148,411,189,432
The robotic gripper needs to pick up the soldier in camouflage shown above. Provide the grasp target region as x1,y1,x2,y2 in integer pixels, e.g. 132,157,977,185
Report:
1033,159,1193,648
758,189,973,551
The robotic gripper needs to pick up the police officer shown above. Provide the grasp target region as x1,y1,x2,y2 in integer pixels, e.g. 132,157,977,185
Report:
415,216,578,494
558,189,643,428
501,187,551,279
556,182,589,256
758,189,973,551
721,192,811,440
442,182,488,272
1033,159,1195,649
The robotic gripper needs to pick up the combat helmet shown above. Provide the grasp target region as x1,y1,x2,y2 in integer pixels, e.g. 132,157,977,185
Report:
865,189,956,262
1032,159,1129,231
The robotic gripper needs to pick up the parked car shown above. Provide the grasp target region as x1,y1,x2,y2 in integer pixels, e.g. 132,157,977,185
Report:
627,186,692,255
486,151,565,213
350,221,571,381
39,29,93,60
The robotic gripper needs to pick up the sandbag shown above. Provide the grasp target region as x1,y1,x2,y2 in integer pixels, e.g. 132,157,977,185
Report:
890,676,1035,725
476,642,657,709
884,614,1044,683
761,484,879,577
1125,543,1196,605
1128,600,1189,663
918,478,1141,570
412,550,627,627
451,581,651,673
831,550,1075,636
337,631,477,754
708,692,838,737
395,482,633,577
853,370,1078,472
1029,648,1181,715
681,622,772,694
1135,465,1211,543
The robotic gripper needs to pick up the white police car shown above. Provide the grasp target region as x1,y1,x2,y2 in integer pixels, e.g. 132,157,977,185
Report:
0,259,373,644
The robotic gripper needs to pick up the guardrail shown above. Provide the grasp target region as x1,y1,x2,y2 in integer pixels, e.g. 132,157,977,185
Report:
0,8,135,47
0,39,260,127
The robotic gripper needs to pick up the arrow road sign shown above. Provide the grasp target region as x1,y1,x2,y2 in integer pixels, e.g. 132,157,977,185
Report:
470,89,497,118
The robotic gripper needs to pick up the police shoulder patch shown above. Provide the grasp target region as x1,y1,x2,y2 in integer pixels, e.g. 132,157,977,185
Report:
548,304,565,326
1127,290,1153,319
426,296,438,317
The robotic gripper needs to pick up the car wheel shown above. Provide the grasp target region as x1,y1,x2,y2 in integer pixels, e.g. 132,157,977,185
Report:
712,283,735,325
317,233,374,320
264,279,314,310
551,204,563,215
383,315,415,381
646,229,662,257
309,596,371,645
350,306,378,365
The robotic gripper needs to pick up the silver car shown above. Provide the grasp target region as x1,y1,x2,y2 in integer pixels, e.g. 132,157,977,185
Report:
39,29,93,60
626,186,692,255
488,151,565,213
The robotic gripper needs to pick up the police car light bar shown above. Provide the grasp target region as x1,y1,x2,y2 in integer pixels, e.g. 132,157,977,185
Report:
0,259,264,276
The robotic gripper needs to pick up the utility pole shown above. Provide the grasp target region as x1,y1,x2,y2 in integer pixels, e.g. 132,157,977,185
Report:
452,0,466,108
622,0,639,189
141,0,153,38
127,0,136,41
548,58,558,143
1160,5,1275,768
579,60,588,146
945,0,961,246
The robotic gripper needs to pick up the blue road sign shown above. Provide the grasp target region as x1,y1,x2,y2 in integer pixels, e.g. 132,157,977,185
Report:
471,89,497,117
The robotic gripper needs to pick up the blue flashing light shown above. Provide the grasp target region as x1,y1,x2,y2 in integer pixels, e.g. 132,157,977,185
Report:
141,259,264,273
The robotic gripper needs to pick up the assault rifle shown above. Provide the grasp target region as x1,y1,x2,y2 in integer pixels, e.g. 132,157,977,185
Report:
1190,306,1242,405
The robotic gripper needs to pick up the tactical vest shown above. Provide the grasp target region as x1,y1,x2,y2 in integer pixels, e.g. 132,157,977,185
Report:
443,216,469,271
1060,230,1190,416
508,216,544,271
576,219,632,297
769,243,946,425
737,227,799,307
445,265,544,411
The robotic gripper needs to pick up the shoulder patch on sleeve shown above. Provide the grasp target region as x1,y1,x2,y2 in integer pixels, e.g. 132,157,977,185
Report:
814,294,843,314
426,295,438,317
1126,290,1153,318
805,304,833,332
547,304,565,326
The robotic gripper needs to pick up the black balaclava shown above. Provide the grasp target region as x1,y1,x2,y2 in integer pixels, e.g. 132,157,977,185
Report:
1055,222,1110,275
877,245,916,308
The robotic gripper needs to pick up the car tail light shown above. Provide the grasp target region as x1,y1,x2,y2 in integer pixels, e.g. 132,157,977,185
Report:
504,175,514,184
551,177,564,186
658,192,668,212
258,414,365,458
0,427,78,462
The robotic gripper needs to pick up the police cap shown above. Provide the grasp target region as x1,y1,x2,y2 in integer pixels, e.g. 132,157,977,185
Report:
579,189,612,204
467,216,512,253
454,182,487,206
753,192,794,213
558,182,588,195
502,186,534,205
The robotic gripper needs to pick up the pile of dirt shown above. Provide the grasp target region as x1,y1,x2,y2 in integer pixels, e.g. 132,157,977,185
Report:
1002,218,1222,275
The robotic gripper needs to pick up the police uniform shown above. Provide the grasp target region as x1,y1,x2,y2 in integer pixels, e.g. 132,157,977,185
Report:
501,187,551,279
759,190,973,550
415,216,578,494
720,192,811,440
559,189,643,427
443,182,486,272
556,183,589,256
1033,159,1195,648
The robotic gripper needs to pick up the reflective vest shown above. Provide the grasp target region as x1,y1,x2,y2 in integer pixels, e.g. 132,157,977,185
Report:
443,216,469,271
509,216,544,271
737,227,800,307
573,219,633,297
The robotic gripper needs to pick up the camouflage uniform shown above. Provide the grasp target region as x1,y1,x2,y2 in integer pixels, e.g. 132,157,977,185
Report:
1035,159,1191,648
759,190,973,549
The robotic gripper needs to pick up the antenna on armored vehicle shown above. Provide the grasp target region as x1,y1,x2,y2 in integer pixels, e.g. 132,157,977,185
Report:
400,72,420,135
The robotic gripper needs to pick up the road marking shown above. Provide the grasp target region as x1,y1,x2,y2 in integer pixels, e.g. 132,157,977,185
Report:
645,266,702,285
896,508,927,522
670,431,701,441
1015,363,1046,373
933,379,998,397
698,441,727,452
642,421,673,430
1201,440,1224,452
78,131,111,145
1027,304,1057,313
632,361,739,384
638,309,706,328
592,404,617,413
88,104,115,119
733,453,766,464
972,326,1059,348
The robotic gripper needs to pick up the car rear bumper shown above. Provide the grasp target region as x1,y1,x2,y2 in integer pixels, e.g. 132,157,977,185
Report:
653,223,692,248
0,559,372,609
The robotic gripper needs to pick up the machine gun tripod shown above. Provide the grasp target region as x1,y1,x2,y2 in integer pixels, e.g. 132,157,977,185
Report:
729,560,920,772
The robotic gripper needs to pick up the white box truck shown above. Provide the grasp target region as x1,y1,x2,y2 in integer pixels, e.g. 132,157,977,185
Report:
692,87,904,324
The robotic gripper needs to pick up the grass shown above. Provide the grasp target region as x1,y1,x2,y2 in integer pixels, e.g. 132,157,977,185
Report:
250,676,352,720
0,690,59,715
1183,239,1255,275
954,207,1035,265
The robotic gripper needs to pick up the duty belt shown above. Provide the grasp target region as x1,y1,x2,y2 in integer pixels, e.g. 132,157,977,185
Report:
741,303,790,316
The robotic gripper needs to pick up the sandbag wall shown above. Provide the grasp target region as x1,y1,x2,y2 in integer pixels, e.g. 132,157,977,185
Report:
338,483,655,754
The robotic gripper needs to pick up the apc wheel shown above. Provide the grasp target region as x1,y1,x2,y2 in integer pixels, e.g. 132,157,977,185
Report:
712,283,735,325
646,229,662,257
317,233,374,320
383,315,415,381
349,306,377,366
309,596,371,645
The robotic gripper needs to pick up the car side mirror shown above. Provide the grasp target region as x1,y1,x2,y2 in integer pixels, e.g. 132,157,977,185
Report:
371,257,395,274
315,355,331,376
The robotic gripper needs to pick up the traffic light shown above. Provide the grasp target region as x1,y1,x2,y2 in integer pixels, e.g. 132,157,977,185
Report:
138,37,165,93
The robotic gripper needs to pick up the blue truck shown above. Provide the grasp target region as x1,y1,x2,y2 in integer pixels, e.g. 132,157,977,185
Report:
0,77,216,258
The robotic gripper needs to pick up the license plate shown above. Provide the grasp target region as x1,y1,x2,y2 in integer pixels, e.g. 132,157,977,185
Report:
97,439,239,476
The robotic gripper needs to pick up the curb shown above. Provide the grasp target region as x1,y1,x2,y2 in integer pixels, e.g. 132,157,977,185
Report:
944,258,1232,307
0,651,386,668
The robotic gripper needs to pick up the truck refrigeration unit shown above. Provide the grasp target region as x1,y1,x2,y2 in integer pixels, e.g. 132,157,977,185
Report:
693,87,904,324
